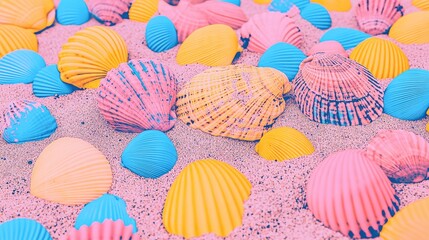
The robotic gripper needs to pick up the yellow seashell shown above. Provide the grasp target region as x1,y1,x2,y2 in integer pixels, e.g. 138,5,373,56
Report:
176,24,242,66
129,0,159,23
412,0,429,10
255,127,315,161
58,26,128,89
389,11,429,44
0,25,38,58
253,0,272,4
350,37,409,79
311,0,351,11
163,158,251,238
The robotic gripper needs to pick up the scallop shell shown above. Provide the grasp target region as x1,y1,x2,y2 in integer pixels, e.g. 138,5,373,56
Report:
254,0,271,4
307,149,400,238
1,100,57,144
145,16,178,52
121,130,178,178
269,0,309,11
0,218,52,240
300,3,331,30
56,0,90,25
383,69,429,120
30,137,112,205
308,40,348,57
0,49,46,84
176,24,242,66
389,11,429,44
293,53,384,126
0,25,38,58
412,0,429,10
97,59,177,132
197,1,248,29
58,26,128,89
87,0,132,26
33,65,79,98
129,0,159,23
310,0,351,11
320,27,371,50
163,158,251,238
61,219,139,240
257,42,307,81
176,64,291,141
220,0,241,6
240,12,303,54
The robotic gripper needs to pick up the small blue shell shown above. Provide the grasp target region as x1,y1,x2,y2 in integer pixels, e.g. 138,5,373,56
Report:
121,130,178,179
384,69,429,121
300,3,331,30
145,16,178,53
258,42,307,81
56,0,90,25
0,50,46,84
320,28,371,50
269,0,309,12
75,194,138,233
220,0,241,6
0,218,52,240
33,65,79,98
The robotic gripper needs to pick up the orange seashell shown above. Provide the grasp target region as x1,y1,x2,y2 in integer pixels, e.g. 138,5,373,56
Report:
0,25,38,58
307,40,347,57
412,0,429,10
61,219,140,240
87,0,132,26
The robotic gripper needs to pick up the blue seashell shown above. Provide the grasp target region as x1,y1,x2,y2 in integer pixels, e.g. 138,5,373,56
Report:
33,65,79,98
75,194,138,233
121,130,178,179
220,0,241,6
0,50,46,84
269,0,309,12
145,16,178,53
300,3,331,30
1,100,57,144
0,218,52,240
384,69,429,121
320,27,371,50
258,42,307,81
56,0,90,25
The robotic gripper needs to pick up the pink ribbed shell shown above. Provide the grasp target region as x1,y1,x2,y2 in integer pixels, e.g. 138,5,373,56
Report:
308,41,348,57
60,219,139,240
87,0,132,26
197,1,248,29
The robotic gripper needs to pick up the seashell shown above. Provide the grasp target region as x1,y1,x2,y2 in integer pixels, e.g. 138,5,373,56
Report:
33,64,79,98
240,12,303,54
257,42,307,81
254,0,272,4
97,59,177,132
389,11,429,44
61,219,140,240
310,0,351,12
412,0,429,10
176,24,242,66
220,0,241,6
75,194,137,233
355,0,404,35
0,25,38,58
307,149,400,238
121,130,178,178
255,127,314,161
383,69,429,120
30,137,112,205
163,158,252,238
162,0,180,6
308,40,348,57
0,49,46,85
269,0,309,11
300,3,331,30
1,100,57,144
197,1,248,29
0,218,52,240
145,16,178,52
56,0,90,25
320,27,371,50
87,0,132,26
350,37,409,79
58,26,128,89
293,53,384,126
176,64,291,141
129,0,159,23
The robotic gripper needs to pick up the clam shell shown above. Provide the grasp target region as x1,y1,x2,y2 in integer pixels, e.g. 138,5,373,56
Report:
310,0,351,11
87,0,132,26
56,0,90,25
197,1,248,29
307,149,400,238
0,25,38,58
320,27,371,50
220,0,241,6
307,40,348,57
145,16,178,52
0,218,52,240
300,3,331,30
412,0,429,10
163,159,251,238
0,49,46,84
58,26,128,89
32,64,79,98
389,11,429,44
176,64,291,141
97,59,177,132
30,137,112,205
61,219,139,240
293,53,384,126
129,0,158,23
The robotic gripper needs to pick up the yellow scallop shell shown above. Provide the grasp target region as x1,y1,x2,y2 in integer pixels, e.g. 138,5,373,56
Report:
253,0,271,4
412,0,429,10
389,11,429,44
58,26,128,89
350,37,409,79
176,24,242,66
0,25,38,58
129,0,159,23
311,0,351,12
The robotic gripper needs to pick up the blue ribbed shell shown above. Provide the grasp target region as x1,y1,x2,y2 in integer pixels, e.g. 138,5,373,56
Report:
269,0,309,12
56,0,90,25
0,50,46,84
0,218,52,240
300,3,331,30
33,65,79,97
320,27,371,50
145,16,178,53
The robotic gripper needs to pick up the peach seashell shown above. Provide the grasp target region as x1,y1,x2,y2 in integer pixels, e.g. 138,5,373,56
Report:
0,25,38,58
87,0,132,26
389,11,429,44
307,149,400,238
129,0,159,23
307,40,347,57
61,219,140,240
197,1,248,29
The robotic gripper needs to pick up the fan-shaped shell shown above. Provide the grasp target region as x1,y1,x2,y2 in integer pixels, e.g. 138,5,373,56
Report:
163,158,251,238
254,0,271,4
383,69,429,120
308,40,348,57
240,12,303,54
176,24,242,66
30,137,112,205
58,26,128,89
97,59,177,132
310,0,351,11
33,65,79,98
145,16,178,52
121,130,178,178
197,1,248,29
1,100,57,144
176,64,291,141
0,25,38,58
61,219,139,240
0,49,46,85
56,0,90,25
300,3,331,30
221,0,241,6
412,0,429,10
87,0,132,26
320,27,371,50
389,11,429,44
293,53,384,126
269,0,309,11
307,149,400,238
129,0,159,23
0,218,52,240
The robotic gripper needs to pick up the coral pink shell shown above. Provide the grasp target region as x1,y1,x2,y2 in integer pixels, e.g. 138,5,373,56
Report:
196,1,248,29
87,0,132,26
307,41,348,57
60,219,140,240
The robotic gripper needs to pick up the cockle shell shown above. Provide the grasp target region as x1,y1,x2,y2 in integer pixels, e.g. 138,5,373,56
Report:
129,0,159,23
0,49,46,85
310,0,351,12
300,3,331,30
0,25,38,58
389,11,429,44
87,0,132,26
56,0,90,25
61,219,139,240
307,40,348,57
32,64,79,98
145,16,178,52
320,27,371,50
0,218,52,240
197,0,248,29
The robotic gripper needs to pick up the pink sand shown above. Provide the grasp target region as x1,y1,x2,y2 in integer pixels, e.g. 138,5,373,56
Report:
1,0,429,239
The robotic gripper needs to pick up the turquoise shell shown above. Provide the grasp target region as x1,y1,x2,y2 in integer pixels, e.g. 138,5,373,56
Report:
145,16,178,53
220,0,241,6
33,65,79,98
320,28,371,50
56,0,90,25
300,3,331,30
0,218,52,240
0,50,46,84
269,0,309,12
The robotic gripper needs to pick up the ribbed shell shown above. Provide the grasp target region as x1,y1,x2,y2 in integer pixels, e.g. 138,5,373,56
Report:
412,0,429,10
221,0,241,6
97,59,177,132
30,137,112,205
33,64,79,98
269,0,309,11
310,0,351,11
176,64,291,141
197,1,248,29
163,159,252,238
254,0,271,4
0,49,46,84
87,0,132,26
61,220,139,240
308,41,348,57
293,53,384,126
58,26,128,89
307,149,400,239
300,3,331,30
389,11,429,44
129,0,159,23
56,0,90,25
0,25,37,58
320,27,371,50
145,16,178,52
0,218,52,240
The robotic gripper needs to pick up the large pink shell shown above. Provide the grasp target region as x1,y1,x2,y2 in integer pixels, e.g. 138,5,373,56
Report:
307,149,400,239
365,129,429,183
196,1,248,29
240,12,303,54
60,219,140,240
307,40,348,57
87,0,132,26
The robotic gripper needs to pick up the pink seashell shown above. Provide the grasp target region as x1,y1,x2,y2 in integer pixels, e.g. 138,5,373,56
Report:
87,0,132,26
307,40,348,57
196,1,248,29
240,12,303,54
307,149,400,239
61,219,140,240
365,129,429,183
